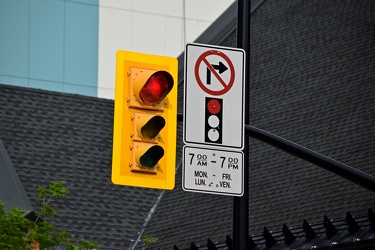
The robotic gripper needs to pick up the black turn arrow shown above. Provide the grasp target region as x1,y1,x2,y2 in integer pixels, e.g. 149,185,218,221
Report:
206,62,228,85
212,62,228,74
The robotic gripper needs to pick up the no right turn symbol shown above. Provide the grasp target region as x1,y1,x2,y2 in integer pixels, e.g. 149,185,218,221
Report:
194,50,235,96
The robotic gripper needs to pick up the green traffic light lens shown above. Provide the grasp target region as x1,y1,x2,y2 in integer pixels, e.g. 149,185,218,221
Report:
140,145,164,168
141,115,165,139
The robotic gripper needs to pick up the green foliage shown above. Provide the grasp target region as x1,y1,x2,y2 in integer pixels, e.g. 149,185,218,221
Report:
35,180,68,221
0,181,101,250
141,234,158,250
0,203,31,249
65,239,102,250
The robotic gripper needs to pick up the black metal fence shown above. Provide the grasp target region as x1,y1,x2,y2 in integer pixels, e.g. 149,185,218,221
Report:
171,208,375,250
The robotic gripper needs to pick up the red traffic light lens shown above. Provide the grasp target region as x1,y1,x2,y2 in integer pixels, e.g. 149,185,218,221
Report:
140,71,173,105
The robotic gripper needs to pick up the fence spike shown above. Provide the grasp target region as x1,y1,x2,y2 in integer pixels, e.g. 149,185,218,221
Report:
303,219,316,241
207,238,217,250
225,235,233,250
190,242,198,250
323,215,337,238
282,223,295,245
263,227,276,248
346,212,359,234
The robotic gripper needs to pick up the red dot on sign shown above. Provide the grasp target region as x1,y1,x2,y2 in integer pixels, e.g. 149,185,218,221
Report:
207,99,221,114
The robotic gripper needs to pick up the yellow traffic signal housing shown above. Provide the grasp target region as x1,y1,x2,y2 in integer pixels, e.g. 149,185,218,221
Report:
112,50,177,190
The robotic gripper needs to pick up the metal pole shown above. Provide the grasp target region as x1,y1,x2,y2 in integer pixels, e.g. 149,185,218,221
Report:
234,0,251,249
245,125,375,192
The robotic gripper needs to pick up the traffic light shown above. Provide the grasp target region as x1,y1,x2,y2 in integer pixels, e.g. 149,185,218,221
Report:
112,50,178,190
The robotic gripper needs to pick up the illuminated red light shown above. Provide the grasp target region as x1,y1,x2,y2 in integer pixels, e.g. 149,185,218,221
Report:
140,72,171,105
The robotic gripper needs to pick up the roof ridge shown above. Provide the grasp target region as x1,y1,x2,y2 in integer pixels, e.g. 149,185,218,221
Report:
0,83,113,102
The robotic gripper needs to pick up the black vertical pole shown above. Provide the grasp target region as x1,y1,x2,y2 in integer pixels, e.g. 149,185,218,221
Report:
234,0,251,249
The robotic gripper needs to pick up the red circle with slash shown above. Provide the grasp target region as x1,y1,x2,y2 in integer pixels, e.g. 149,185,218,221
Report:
194,50,235,96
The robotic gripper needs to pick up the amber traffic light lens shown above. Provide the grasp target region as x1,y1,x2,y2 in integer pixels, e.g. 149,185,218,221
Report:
140,71,173,105
141,115,165,139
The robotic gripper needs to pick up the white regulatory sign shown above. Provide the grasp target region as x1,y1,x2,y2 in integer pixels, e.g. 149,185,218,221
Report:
183,43,245,149
182,145,244,196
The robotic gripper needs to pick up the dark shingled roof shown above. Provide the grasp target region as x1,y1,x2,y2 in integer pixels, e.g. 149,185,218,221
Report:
0,0,375,249
0,86,162,249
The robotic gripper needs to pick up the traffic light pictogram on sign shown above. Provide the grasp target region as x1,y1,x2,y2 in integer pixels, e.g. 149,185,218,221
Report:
112,50,178,190
205,97,223,144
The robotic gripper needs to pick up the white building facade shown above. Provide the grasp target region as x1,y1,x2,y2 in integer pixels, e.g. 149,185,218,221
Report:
0,0,234,99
